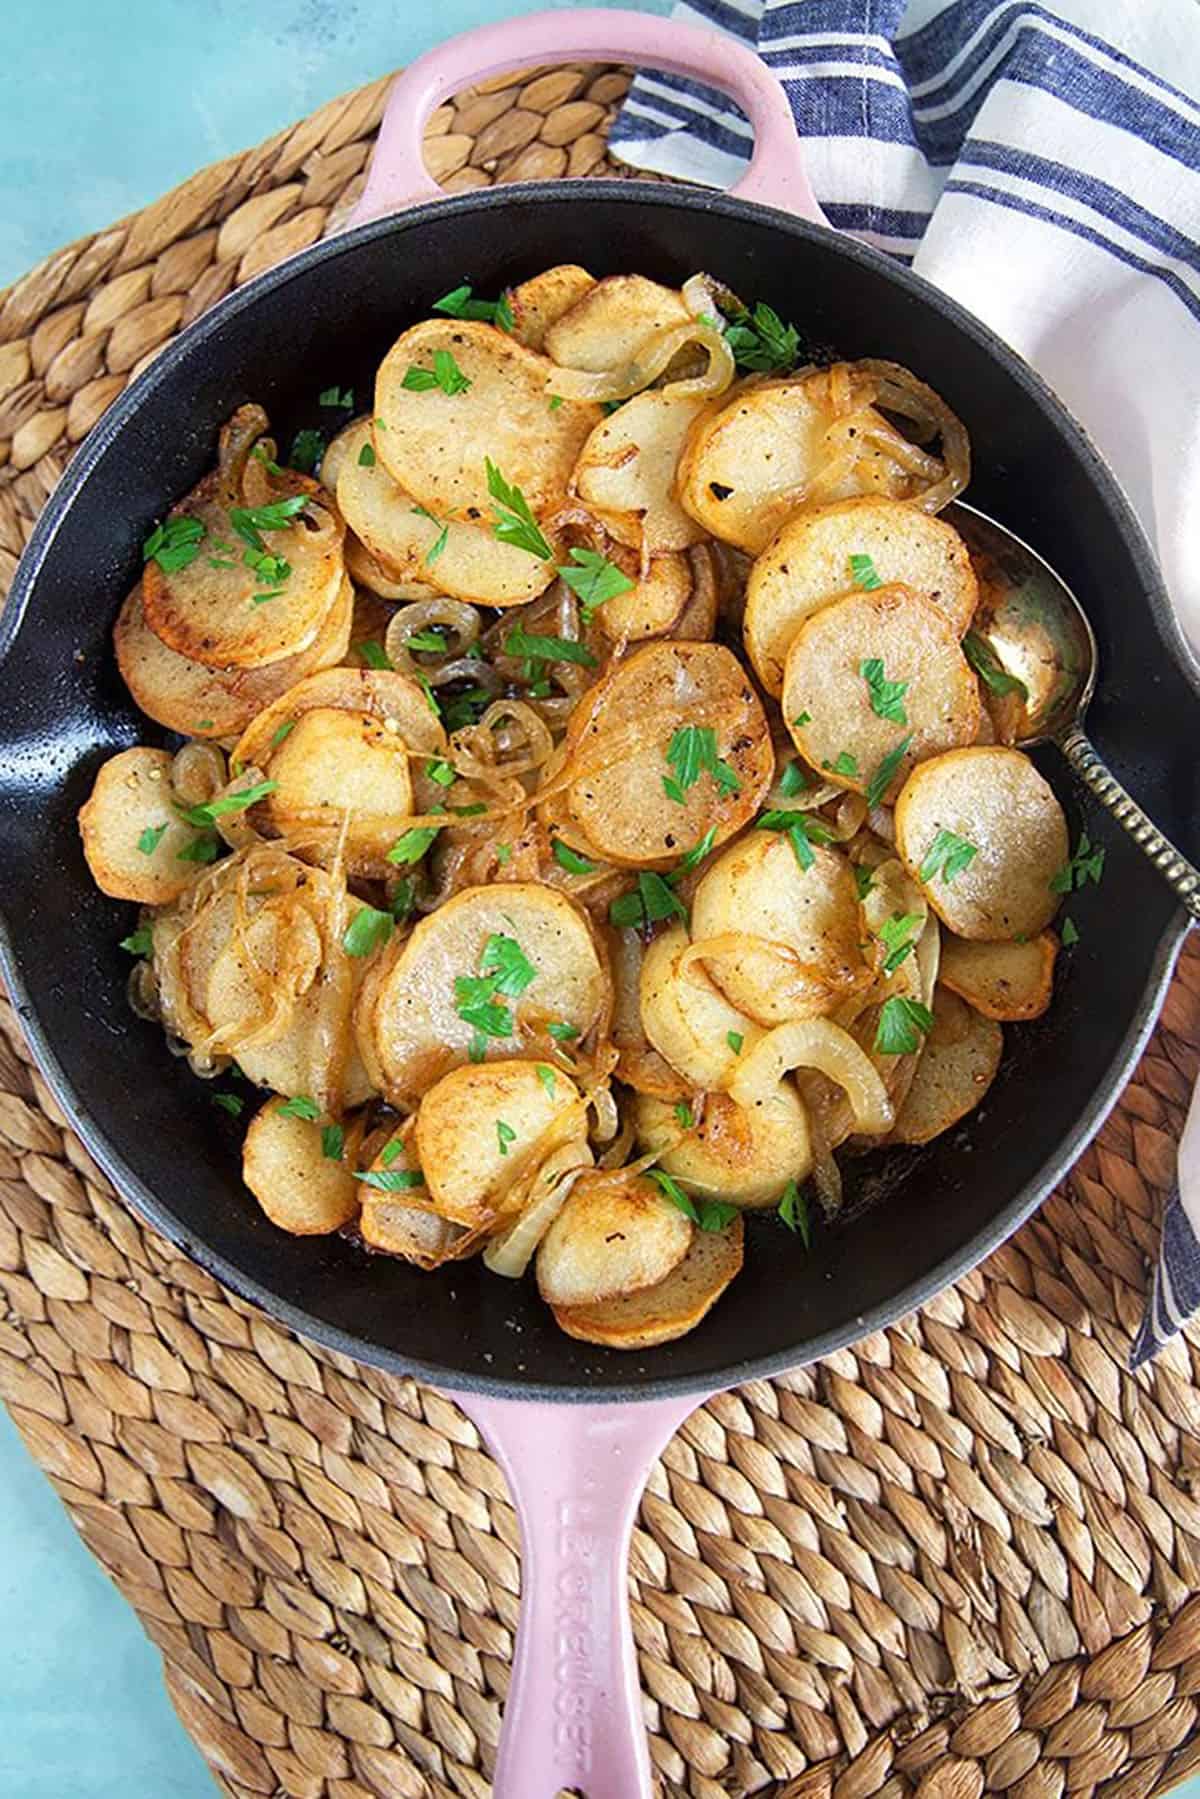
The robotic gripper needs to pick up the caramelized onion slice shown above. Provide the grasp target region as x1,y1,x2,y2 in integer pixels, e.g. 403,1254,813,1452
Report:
730,1018,894,1136
546,320,735,404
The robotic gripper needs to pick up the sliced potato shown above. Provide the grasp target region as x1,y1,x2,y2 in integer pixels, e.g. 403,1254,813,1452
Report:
232,665,444,781
691,831,868,1024
509,265,596,351
593,552,693,643
889,987,1003,1144
536,1169,692,1309
78,747,213,903
319,415,370,494
344,532,438,602
337,419,555,608
142,471,345,670
114,576,354,741
372,884,606,1102
634,1087,811,1207
744,498,978,695
415,1060,583,1228
939,932,1057,1020
783,586,979,799
545,274,690,371
574,391,709,554
264,706,413,877
242,1100,361,1234
895,747,1068,941
375,319,599,517
552,1214,743,1349
557,641,773,867
676,369,917,555
639,923,760,1089
361,1195,464,1264
666,545,720,643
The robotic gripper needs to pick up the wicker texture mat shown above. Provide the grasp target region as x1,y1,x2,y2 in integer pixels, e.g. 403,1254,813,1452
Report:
2,62,1200,1799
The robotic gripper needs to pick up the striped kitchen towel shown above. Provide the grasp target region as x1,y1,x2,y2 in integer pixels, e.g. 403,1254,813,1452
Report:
612,0,1200,1365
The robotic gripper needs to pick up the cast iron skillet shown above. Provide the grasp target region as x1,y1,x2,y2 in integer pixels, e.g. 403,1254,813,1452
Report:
1,13,1198,1795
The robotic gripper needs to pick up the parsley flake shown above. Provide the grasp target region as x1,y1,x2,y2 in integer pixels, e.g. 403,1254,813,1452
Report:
496,1120,516,1156
387,826,441,866
558,547,634,622
674,1101,695,1130
878,910,923,974
319,385,354,409
177,780,278,829
726,1030,744,1055
874,995,934,1055
432,284,514,330
861,657,909,724
503,627,596,668
547,1021,579,1043
342,906,393,958
553,840,598,876
358,441,376,467
277,1095,320,1121
663,725,740,804
356,640,393,670
963,631,1029,700
143,515,205,573
849,553,883,591
402,349,473,396
824,750,861,778
137,823,167,855
288,427,325,474
778,761,811,797
609,872,687,930
722,299,800,374
486,460,554,561
778,1179,811,1245
1051,832,1105,894
854,865,875,900
919,829,978,885
1061,917,1080,947
356,1168,425,1191
119,926,154,957
212,1092,244,1117
228,494,308,554
536,1065,557,1098
678,826,718,872
865,733,914,808
321,1125,344,1162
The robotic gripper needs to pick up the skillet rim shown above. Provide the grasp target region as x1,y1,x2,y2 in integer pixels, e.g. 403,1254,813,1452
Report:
0,180,1194,1403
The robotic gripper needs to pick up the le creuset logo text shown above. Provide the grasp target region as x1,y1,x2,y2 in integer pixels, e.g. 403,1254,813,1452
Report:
553,1494,596,1768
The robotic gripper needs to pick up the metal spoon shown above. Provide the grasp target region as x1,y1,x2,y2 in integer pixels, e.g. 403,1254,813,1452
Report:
947,500,1200,922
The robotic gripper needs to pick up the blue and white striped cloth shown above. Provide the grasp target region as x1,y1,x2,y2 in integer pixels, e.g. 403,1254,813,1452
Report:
611,0,1200,1365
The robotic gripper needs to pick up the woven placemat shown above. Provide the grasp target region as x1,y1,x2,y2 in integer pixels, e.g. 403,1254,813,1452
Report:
3,62,1200,1799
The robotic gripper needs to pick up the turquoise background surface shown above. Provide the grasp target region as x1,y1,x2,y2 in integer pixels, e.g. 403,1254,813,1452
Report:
3,2,1194,1795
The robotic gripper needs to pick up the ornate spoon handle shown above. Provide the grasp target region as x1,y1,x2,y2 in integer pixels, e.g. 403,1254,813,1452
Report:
1060,724,1200,923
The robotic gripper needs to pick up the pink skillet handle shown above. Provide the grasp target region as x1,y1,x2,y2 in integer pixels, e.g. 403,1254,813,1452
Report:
452,1389,702,1799
350,6,825,226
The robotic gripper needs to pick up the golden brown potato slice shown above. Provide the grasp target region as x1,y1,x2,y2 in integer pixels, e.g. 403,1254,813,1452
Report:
889,987,1003,1144
574,392,709,554
79,747,214,904
415,1060,584,1228
639,923,760,1089
374,319,600,518
558,641,773,867
552,1213,744,1349
744,497,978,695
592,552,693,642
319,415,370,495
509,265,596,351
691,832,868,1025
634,1087,811,1207
544,274,691,371
142,471,345,670
782,586,979,800
536,1169,692,1308
361,1194,464,1265
939,932,1057,1020
676,369,915,555
114,576,354,741
233,665,444,779
242,1100,361,1234
344,532,438,602
372,884,606,1102
895,747,1068,941
337,420,556,608
264,706,414,877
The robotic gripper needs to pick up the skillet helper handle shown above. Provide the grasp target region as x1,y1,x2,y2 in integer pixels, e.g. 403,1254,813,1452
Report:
1059,724,1200,923
452,1390,699,1799
351,6,824,226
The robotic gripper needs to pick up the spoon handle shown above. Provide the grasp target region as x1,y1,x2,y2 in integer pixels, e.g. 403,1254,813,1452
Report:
1060,724,1200,923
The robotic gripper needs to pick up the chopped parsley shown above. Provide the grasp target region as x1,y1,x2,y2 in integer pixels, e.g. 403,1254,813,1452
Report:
824,750,860,778
380,1139,405,1167
177,780,277,829
963,630,1029,700
552,839,597,876
678,826,718,872
229,494,308,554
496,1120,516,1156
119,926,154,957
547,1021,579,1043
137,824,167,855
432,284,514,331
356,640,393,670
726,1030,744,1055
356,1168,425,1191
143,515,205,573
270,718,297,747
277,1095,320,1120
503,627,597,668
211,1092,244,1117
177,834,221,864
919,829,978,885
548,395,564,412
609,872,687,930
387,825,441,866
536,1065,557,1098
401,349,473,396
874,995,934,1055
778,1179,810,1244
406,630,449,652
319,385,354,409
662,725,740,804
1061,917,1080,947
288,427,325,475
486,460,554,561
721,298,800,374
674,1101,695,1130
454,933,537,1045
390,878,416,923
646,1167,737,1232
482,933,537,995
557,547,634,622
410,504,450,567
878,910,923,974
494,844,512,866
756,808,833,873
357,441,376,467
342,906,393,958
321,1125,344,1162
865,733,913,808
793,710,812,727
778,761,811,798
425,758,456,789
854,864,875,900
861,658,909,725
1051,831,1105,894
849,553,883,591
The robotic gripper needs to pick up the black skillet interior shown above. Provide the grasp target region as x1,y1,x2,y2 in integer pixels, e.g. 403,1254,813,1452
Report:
1,186,1197,1401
